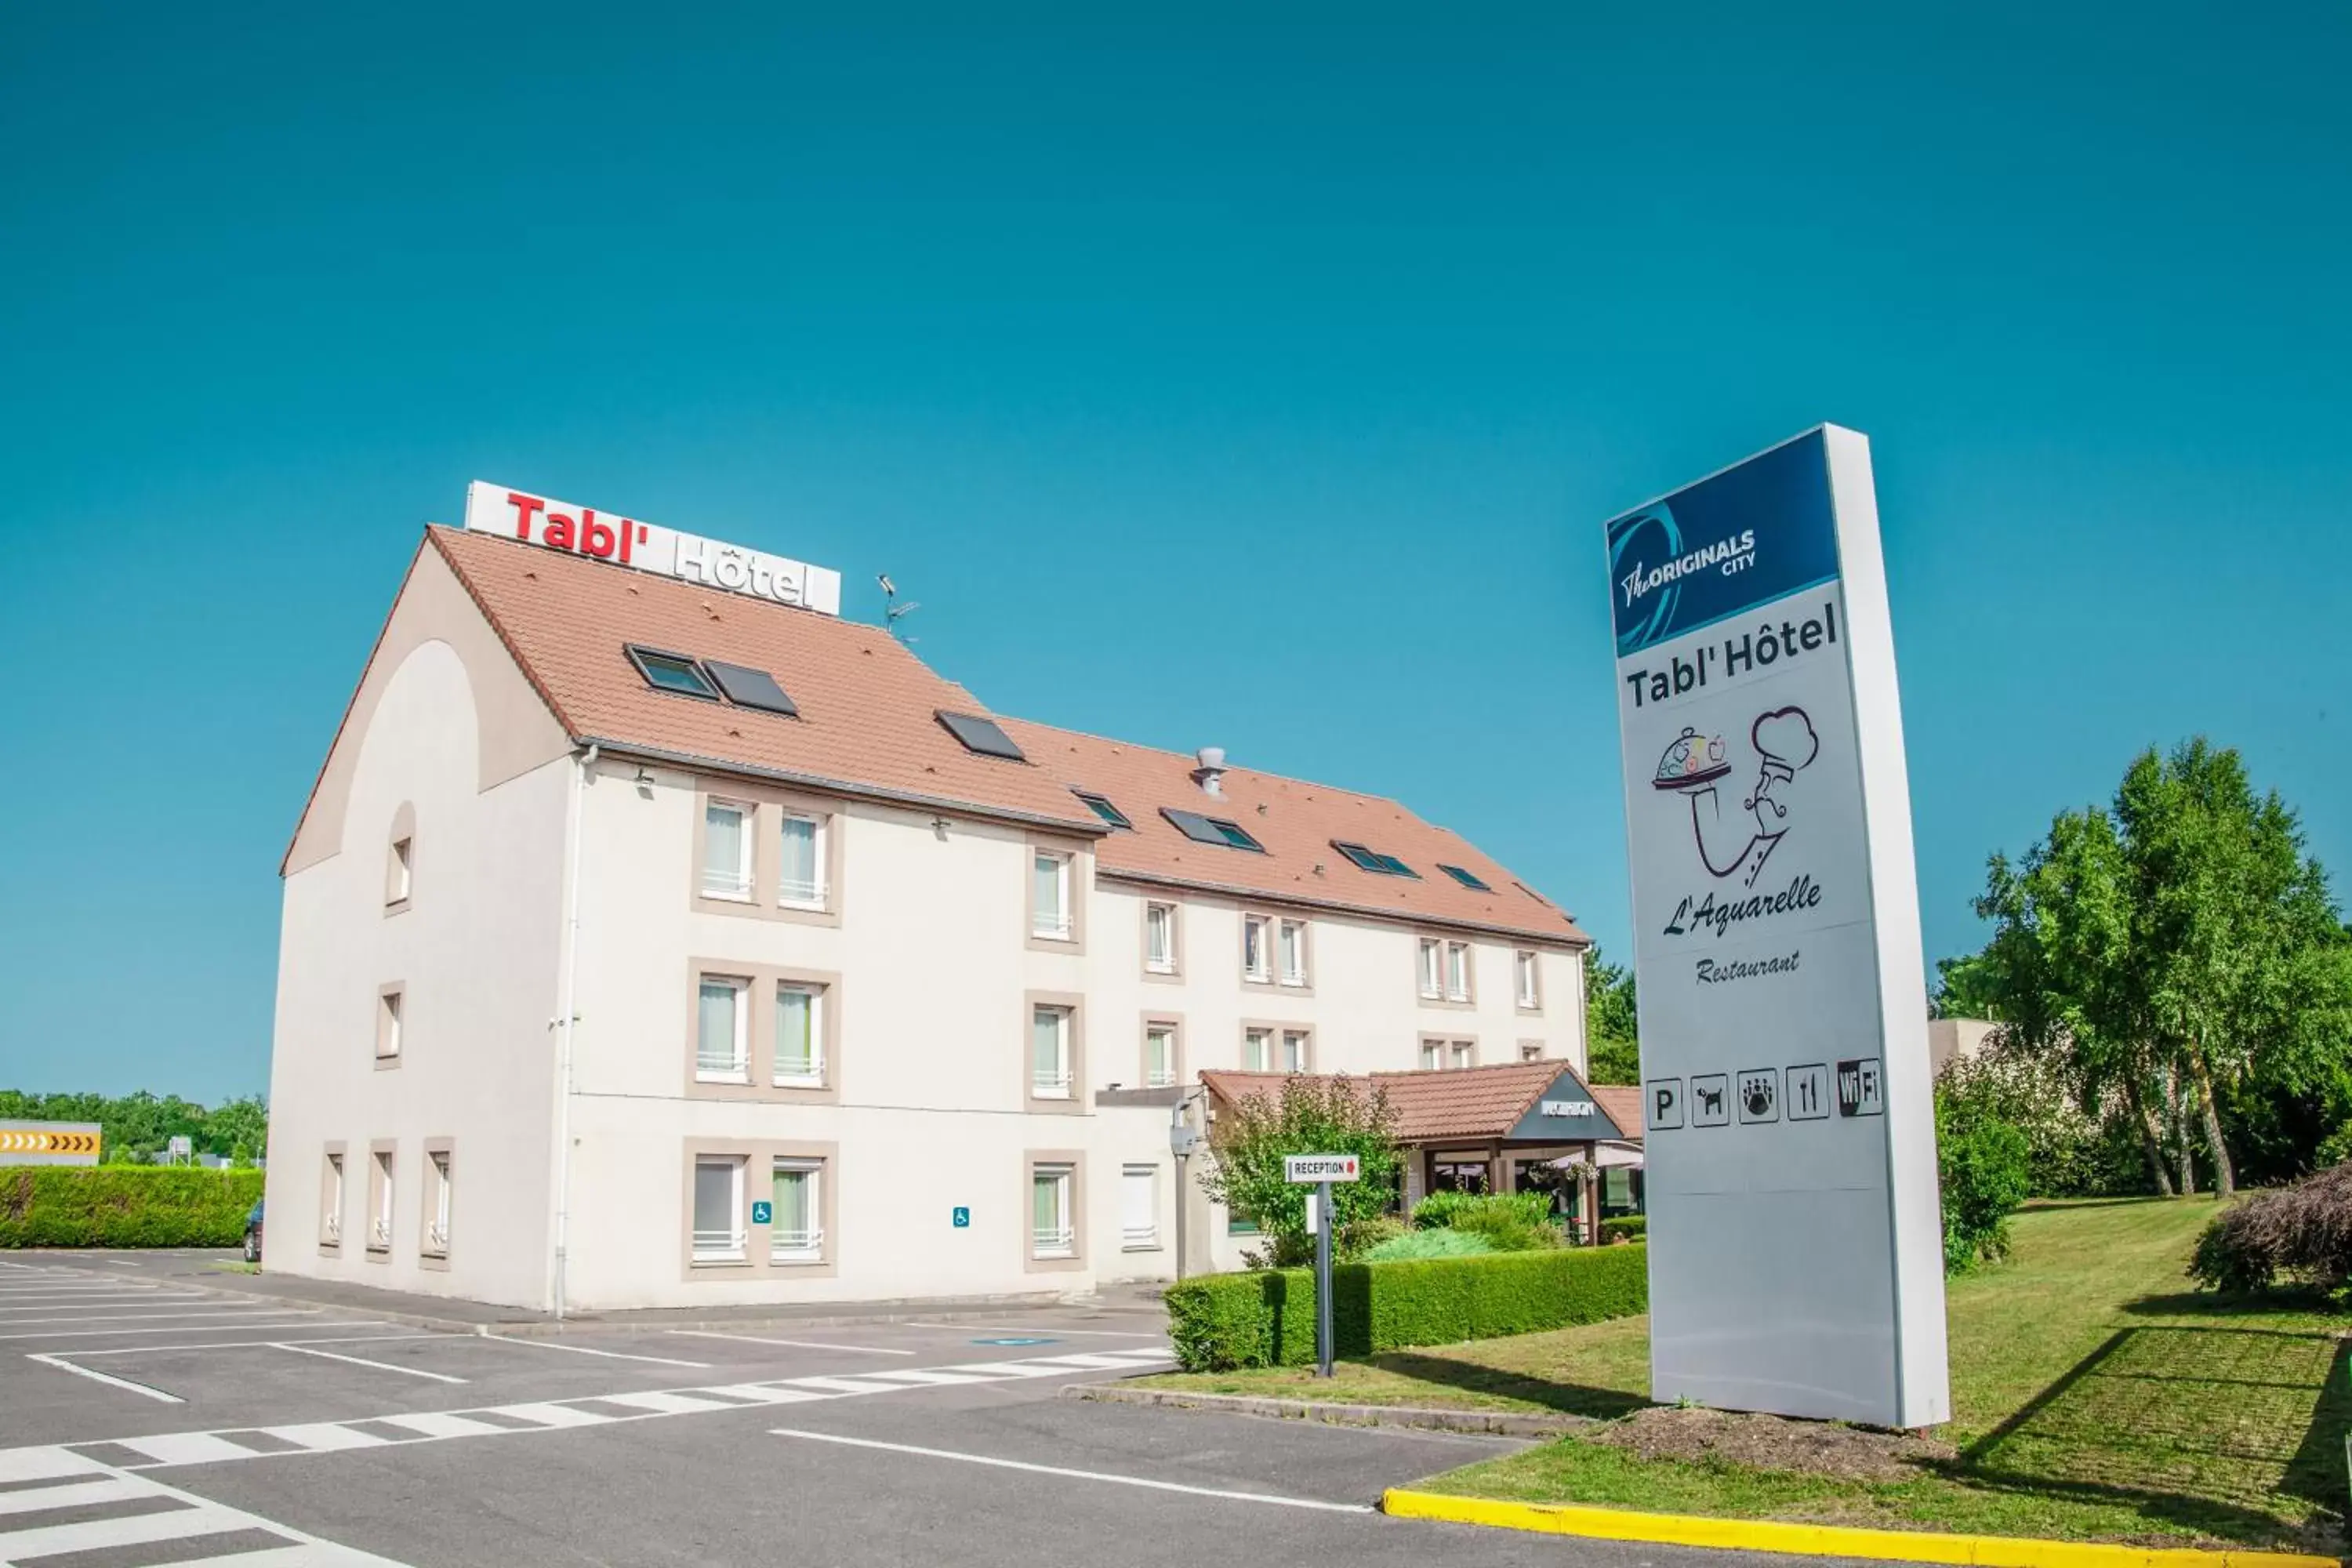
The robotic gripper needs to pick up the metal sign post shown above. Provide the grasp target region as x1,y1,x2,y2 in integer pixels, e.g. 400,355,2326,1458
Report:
1283,1154,1360,1380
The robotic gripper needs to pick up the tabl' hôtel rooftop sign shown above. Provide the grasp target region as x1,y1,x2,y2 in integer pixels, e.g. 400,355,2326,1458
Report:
462,481,844,617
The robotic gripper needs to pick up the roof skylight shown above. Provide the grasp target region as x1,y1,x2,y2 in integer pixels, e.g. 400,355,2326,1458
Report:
626,645,720,700
705,660,800,717
935,711,1027,762
1164,808,1265,853
1073,790,1132,829
1333,840,1417,877
1439,863,1494,891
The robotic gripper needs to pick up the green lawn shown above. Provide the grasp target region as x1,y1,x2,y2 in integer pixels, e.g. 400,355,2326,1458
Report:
1137,1199,2349,1552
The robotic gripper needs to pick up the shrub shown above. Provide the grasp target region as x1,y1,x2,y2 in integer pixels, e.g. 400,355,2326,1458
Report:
2189,1163,2352,1294
1196,1076,1402,1268
1936,1080,2032,1272
1599,1215,1647,1243
1335,1214,1406,1261
0,1167,264,1247
1410,1190,1560,1252
1362,1227,1495,1261
1163,1243,1649,1370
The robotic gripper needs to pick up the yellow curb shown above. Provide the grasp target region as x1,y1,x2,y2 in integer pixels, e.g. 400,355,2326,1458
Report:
1379,1490,2339,1568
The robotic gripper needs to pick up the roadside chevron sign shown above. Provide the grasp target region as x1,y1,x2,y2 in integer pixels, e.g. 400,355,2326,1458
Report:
0,1123,103,1163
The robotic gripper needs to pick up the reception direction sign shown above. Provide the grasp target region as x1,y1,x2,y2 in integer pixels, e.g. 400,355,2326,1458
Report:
1606,425,1948,1428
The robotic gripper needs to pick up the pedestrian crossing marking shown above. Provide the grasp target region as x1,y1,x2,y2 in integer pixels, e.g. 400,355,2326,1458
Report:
0,1452,412,1566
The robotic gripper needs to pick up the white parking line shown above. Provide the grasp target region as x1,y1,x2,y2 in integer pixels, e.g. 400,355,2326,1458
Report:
272,1342,467,1384
766,1428,1373,1512
0,1308,281,1328
478,1337,710,1369
665,1330,916,1356
24,1354,185,1403
905,1322,1167,1339
68,1334,451,1357
0,1318,366,1342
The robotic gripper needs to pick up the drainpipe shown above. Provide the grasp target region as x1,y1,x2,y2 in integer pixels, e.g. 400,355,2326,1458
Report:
551,743,596,1320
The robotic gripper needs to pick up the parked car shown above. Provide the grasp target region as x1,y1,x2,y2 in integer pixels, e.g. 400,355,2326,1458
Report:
243,1198,264,1265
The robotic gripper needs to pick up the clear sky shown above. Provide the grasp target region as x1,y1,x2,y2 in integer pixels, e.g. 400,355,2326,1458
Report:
2,4,2347,1101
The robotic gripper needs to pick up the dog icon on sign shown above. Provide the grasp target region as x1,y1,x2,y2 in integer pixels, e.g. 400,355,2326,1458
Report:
1690,1074,1730,1127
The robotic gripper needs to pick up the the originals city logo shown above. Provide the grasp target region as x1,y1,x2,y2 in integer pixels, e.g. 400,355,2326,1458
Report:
1609,500,1757,655
1653,706,1825,939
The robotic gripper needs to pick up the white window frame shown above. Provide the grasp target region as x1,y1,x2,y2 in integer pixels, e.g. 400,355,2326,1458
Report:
1243,1027,1272,1073
1420,1040,1442,1071
1120,1163,1159,1250
368,1150,394,1252
1032,1005,1073,1098
1144,1023,1177,1089
320,1152,343,1246
1145,902,1177,974
1032,851,1073,940
1032,1164,1076,1259
1446,941,1472,1002
1516,950,1540,1009
773,982,826,1087
1417,938,1443,1000
695,975,752,1083
701,797,755,902
1280,1029,1309,1073
1278,919,1308,987
387,836,412,906
376,990,403,1061
770,1158,825,1263
691,1156,747,1262
778,811,829,909
425,1151,452,1256
1243,915,1271,982
1450,1040,1475,1070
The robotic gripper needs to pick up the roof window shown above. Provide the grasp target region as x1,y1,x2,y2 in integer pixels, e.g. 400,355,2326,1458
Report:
1163,808,1265,853
626,646,720,700
936,711,1026,762
705,660,800,717
1439,864,1494,891
1073,790,1131,829
1333,840,1417,877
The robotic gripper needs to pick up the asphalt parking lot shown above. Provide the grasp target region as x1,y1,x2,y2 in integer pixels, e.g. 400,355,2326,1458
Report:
0,1252,1802,1567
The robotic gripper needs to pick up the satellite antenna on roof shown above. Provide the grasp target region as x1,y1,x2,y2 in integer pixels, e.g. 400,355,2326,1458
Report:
879,573,920,643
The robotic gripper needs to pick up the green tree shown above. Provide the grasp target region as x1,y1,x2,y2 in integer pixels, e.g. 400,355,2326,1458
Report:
1583,945,1639,1085
1935,1073,2032,1272
1196,1075,1401,1267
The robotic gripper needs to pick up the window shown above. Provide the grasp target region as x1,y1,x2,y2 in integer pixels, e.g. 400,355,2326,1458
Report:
1446,942,1472,1002
1277,919,1308,986
1417,938,1443,1000
1031,1164,1076,1258
775,982,825,1086
702,799,753,900
771,1159,824,1262
1227,1201,1259,1236
1421,1040,1441,1070
386,836,412,906
320,1152,344,1247
1439,863,1494,891
1243,915,1271,981
705,660,799,716
1515,951,1541,1009
936,710,1026,761
368,1149,394,1253
424,1150,452,1257
1161,808,1265,852
1144,902,1177,974
376,989,403,1062
1121,1164,1159,1250
1144,1023,1178,1089
627,645,720,699
1074,789,1131,829
1519,1040,1544,1062
1033,851,1073,940
1243,1027,1272,1072
692,1156,746,1261
778,813,826,906
1451,1040,1475,1070
1280,1029,1309,1073
1032,1006,1073,1098
695,975,750,1082
1333,840,1416,877
1425,1036,1473,1069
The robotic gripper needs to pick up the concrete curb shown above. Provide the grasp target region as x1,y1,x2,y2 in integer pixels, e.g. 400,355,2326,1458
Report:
1069,1384,1583,1436
1378,1490,2339,1568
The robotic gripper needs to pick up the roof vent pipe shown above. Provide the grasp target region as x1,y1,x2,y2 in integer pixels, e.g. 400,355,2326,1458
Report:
1193,746,1227,799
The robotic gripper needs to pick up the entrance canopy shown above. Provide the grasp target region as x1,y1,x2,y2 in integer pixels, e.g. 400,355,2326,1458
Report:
1200,1061,1643,1150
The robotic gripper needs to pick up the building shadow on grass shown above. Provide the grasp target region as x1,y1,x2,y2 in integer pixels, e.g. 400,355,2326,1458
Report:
1362,1349,1647,1420
1951,1322,2347,1551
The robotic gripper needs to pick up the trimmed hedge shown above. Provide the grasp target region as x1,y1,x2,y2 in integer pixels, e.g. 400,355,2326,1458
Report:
1166,1242,1648,1370
1599,1215,1648,1243
0,1167,263,1248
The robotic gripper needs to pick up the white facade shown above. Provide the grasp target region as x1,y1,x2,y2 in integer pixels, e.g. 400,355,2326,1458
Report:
267,548,1588,1310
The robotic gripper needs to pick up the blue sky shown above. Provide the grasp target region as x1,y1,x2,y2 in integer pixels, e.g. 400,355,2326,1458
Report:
2,3,2347,1100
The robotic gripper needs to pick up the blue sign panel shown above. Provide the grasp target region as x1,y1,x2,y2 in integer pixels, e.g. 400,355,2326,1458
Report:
951,1206,970,1229
750,1200,772,1225
1606,430,1840,656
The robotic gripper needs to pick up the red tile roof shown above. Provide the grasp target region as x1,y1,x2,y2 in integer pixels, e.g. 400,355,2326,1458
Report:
379,528,1584,942
1201,1061,1636,1144
999,720,1584,945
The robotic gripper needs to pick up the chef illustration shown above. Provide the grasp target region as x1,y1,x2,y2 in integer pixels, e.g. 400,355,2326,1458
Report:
1653,706,1818,887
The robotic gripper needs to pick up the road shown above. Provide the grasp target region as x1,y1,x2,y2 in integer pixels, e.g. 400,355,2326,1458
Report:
0,1251,1789,1567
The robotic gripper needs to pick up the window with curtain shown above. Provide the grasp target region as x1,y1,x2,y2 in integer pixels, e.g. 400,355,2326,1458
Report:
1243,1028,1271,1073
1145,903,1175,972
771,1159,823,1261
1446,942,1472,1000
1278,920,1306,985
696,977,748,1080
775,983,823,1085
1144,1025,1176,1088
692,1156,743,1260
1417,938,1442,998
1280,1029,1308,1072
1032,1166,1074,1257
1031,1007,1071,1097
426,1151,452,1255
1450,1040,1474,1069
1516,951,1539,1007
779,814,824,906
702,800,752,899
1033,852,1071,938
369,1151,394,1250
1421,1040,1441,1070
1243,915,1270,980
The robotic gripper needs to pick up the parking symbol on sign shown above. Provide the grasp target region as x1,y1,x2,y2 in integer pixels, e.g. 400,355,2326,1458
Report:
1838,1058,1885,1117
1646,1079,1685,1131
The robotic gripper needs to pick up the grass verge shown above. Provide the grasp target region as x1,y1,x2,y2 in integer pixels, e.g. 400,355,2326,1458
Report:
1137,1198,2348,1552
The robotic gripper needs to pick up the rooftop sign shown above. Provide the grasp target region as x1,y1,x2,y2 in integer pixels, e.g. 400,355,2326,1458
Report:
462,481,843,617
